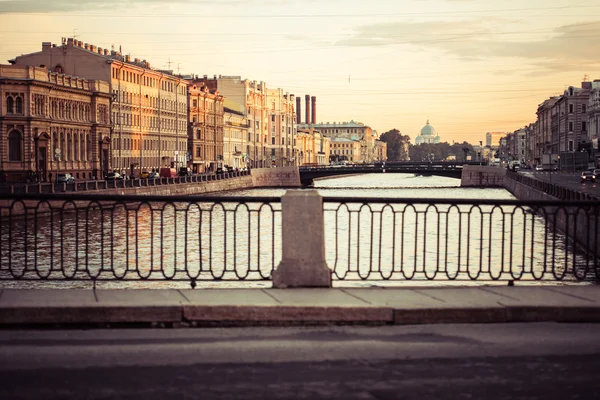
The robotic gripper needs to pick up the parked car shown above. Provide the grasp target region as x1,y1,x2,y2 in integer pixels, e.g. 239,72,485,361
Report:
535,165,544,171
178,167,192,177
592,169,600,179
105,172,123,180
140,171,149,179
56,173,74,184
147,171,159,179
580,171,596,183
159,168,178,178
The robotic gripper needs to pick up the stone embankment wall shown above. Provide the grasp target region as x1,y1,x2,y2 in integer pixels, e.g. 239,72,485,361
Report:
503,172,600,260
92,176,253,196
460,165,506,187
251,167,301,188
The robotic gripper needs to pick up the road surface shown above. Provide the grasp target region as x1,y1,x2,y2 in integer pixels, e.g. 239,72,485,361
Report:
1,323,600,399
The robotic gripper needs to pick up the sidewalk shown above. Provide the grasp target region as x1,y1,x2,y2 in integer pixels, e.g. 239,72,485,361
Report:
1,286,599,327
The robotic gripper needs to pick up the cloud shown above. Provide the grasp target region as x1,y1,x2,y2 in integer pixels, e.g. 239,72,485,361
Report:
332,19,600,71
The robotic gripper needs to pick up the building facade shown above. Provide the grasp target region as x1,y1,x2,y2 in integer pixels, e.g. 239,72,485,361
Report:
11,38,188,177
534,97,559,165
191,76,270,168
266,88,296,167
588,80,600,166
298,120,376,163
329,137,362,163
554,83,591,153
187,83,224,173
223,107,248,169
0,65,111,182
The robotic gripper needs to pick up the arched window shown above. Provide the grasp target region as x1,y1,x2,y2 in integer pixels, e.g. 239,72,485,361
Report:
6,97,14,113
8,130,22,161
15,97,23,114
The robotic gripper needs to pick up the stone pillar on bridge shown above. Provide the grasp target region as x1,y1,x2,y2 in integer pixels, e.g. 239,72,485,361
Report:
272,190,332,288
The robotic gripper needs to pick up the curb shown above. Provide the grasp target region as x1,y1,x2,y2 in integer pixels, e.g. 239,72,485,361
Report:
2,305,600,327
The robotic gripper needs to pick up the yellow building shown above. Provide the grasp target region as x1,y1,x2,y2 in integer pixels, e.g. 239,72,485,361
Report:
266,88,296,167
296,128,330,165
224,108,249,169
0,65,111,182
11,38,188,176
330,137,362,163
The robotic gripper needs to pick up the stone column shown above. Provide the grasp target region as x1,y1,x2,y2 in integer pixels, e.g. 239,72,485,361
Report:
272,190,332,288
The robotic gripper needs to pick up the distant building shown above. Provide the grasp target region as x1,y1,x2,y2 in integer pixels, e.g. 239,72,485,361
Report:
0,65,111,182
587,80,600,165
485,132,505,148
415,120,441,145
11,38,189,175
187,83,224,173
223,107,248,170
299,120,376,162
329,137,362,163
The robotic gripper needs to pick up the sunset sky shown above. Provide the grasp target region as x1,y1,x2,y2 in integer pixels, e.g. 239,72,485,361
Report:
1,0,599,144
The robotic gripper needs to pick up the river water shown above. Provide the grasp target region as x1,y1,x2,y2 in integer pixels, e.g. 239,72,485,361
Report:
0,174,589,289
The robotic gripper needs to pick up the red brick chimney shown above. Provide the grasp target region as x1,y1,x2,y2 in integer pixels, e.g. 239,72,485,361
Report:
305,94,310,125
311,96,316,125
296,96,301,124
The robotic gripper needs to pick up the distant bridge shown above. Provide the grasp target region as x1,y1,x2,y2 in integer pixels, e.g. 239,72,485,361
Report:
298,161,483,186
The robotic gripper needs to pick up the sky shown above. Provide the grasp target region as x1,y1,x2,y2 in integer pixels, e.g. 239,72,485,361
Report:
1,0,599,144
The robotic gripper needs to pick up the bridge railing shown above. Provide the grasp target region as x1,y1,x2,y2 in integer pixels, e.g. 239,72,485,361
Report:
0,192,598,287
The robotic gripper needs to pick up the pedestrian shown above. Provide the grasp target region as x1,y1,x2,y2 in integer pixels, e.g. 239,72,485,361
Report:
48,172,52,183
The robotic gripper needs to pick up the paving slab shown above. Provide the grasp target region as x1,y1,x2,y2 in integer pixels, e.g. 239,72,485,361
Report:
181,289,279,306
183,289,393,323
481,286,598,307
544,286,600,303
0,289,99,324
266,288,372,307
92,289,185,323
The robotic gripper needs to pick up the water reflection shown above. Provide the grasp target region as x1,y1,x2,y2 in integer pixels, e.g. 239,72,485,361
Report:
0,173,591,288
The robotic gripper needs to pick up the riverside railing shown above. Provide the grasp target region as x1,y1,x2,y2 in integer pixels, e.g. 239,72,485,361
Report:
0,192,598,287
506,170,600,201
0,170,249,196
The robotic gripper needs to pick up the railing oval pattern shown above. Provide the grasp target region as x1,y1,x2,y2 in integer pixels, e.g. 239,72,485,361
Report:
0,193,599,286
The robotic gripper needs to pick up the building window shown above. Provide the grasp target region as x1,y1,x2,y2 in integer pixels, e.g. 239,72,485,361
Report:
8,130,22,161
569,122,573,131
6,97,14,113
569,104,574,113
582,104,587,113
582,121,587,131
15,97,23,114
568,140,574,151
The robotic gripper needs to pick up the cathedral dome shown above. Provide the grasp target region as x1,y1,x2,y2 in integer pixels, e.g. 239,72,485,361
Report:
420,120,436,136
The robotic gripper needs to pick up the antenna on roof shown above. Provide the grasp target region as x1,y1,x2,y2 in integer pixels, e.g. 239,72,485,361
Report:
166,58,173,70
73,28,79,39
177,63,181,75
583,74,589,82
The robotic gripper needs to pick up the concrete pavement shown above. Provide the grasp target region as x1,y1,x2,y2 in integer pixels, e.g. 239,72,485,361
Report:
1,286,599,326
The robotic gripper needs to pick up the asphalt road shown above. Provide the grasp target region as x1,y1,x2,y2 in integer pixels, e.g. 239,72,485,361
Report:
523,171,600,196
1,323,600,399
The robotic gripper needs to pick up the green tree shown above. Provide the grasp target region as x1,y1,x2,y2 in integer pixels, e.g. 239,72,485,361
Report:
380,129,410,161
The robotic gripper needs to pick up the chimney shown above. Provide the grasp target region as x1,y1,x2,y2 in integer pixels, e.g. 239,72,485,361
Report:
67,38,74,47
84,43,90,50
305,94,310,125
311,96,316,125
582,81,592,90
134,58,140,63
42,42,51,51
104,49,109,55
296,96,301,124
90,45,97,52
98,47,103,54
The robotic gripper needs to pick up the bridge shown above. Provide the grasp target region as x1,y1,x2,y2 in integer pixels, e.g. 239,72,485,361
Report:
298,161,482,186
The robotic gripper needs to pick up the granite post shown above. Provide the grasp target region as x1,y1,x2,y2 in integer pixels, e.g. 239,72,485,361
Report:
272,190,332,288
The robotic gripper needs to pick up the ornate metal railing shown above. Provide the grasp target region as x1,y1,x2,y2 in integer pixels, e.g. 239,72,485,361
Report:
322,197,599,282
0,193,598,287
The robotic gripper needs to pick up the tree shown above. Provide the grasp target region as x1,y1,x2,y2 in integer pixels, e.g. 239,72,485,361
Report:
408,141,475,162
380,129,410,161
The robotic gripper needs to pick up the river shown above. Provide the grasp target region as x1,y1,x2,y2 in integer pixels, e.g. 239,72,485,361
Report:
0,174,588,289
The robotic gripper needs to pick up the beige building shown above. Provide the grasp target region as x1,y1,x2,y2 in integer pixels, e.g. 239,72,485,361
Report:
299,120,376,163
224,107,248,169
330,137,362,163
266,88,297,167
11,38,188,176
192,76,269,168
187,82,224,173
373,140,387,162
0,65,111,182
296,128,330,165
533,97,559,165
